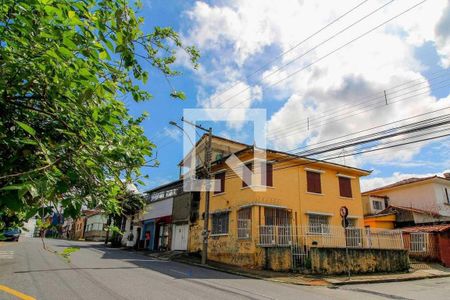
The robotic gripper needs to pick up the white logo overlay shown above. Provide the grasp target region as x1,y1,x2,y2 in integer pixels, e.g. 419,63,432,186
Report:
181,109,268,192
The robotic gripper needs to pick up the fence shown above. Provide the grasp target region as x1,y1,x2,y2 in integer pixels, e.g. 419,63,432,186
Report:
258,225,404,249
258,225,404,270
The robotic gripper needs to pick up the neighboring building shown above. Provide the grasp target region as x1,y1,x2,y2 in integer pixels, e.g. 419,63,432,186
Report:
185,135,373,270
62,217,74,239
136,180,200,251
72,210,97,240
84,212,108,241
401,224,450,267
21,216,38,237
363,175,450,228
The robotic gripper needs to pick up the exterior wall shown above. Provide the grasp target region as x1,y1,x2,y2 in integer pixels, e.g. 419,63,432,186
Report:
364,215,396,229
85,214,107,241
402,232,440,261
438,232,450,267
369,181,450,218
362,195,387,215
73,218,86,240
172,193,192,223
141,198,173,221
188,151,368,268
310,247,409,274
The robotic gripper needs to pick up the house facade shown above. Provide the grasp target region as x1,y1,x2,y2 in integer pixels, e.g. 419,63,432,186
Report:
401,224,450,267
362,175,450,227
84,212,108,241
185,136,373,270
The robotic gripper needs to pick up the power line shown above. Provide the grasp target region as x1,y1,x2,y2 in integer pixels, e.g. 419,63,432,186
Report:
267,80,450,142
266,71,449,137
219,112,448,179
225,0,428,110
204,0,371,108
284,106,450,153
214,0,394,108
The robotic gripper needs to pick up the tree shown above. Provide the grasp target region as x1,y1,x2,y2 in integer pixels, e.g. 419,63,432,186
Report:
0,0,199,229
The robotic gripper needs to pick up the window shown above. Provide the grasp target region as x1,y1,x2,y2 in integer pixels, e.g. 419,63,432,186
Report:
211,212,229,235
214,171,226,195
347,218,357,228
306,171,322,194
264,207,290,226
237,208,252,239
445,188,449,204
338,176,352,198
242,162,253,187
372,200,383,210
308,214,329,234
261,162,273,187
410,232,428,252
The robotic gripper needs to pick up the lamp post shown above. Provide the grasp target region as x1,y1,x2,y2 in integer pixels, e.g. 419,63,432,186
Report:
170,119,212,265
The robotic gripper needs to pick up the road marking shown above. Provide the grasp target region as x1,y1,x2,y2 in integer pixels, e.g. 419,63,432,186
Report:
0,251,14,259
0,285,36,300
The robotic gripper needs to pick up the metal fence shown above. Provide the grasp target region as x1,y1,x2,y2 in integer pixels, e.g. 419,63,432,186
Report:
258,225,404,250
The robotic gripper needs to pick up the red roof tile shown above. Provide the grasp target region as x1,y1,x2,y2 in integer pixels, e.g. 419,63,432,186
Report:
401,224,450,233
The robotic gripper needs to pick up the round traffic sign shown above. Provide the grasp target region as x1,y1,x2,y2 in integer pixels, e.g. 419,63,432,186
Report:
340,206,349,218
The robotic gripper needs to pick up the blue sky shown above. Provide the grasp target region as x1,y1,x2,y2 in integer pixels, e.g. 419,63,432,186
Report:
127,0,450,192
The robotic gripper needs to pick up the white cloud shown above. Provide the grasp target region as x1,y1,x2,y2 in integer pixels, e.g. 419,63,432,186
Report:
183,0,450,165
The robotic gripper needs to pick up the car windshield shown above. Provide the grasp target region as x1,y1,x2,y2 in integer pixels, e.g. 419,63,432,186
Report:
4,228,20,234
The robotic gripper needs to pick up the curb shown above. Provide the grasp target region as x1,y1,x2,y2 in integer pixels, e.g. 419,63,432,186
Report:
172,257,450,287
172,258,320,286
328,273,450,286
118,248,450,287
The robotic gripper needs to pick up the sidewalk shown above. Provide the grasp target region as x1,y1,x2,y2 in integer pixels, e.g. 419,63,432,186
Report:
163,253,450,286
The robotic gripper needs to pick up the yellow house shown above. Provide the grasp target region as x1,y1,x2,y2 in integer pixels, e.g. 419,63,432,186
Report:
184,135,371,270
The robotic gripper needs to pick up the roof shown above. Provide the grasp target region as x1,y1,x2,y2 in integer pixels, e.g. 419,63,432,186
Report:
178,134,249,166
210,140,371,176
401,224,450,233
144,179,183,194
364,212,397,218
363,175,449,194
380,205,442,218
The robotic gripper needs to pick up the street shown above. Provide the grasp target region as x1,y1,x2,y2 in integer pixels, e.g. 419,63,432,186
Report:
0,238,449,300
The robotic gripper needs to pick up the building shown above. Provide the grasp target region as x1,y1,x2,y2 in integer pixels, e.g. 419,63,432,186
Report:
62,217,74,239
185,135,383,270
363,174,450,228
84,212,108,241
401,224,450,267
72,210,97,240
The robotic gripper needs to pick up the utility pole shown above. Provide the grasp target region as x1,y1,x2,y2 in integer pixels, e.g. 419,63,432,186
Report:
174,118,212,265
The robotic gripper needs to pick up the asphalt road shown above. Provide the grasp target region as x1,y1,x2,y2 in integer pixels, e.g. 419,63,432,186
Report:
0,237,449,300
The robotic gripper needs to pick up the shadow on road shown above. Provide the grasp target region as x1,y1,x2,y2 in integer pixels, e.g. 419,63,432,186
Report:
20,240,247,280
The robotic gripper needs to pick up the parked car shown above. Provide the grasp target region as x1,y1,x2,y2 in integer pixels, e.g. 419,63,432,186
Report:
1,228,21,241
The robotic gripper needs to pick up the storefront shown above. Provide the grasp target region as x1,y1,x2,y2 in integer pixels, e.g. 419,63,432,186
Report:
140,181,182,251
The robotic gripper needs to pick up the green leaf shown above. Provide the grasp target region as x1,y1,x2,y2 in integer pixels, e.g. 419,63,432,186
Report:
16,121,36,136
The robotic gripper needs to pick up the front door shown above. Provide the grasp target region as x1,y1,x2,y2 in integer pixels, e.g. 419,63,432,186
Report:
172,224,188,250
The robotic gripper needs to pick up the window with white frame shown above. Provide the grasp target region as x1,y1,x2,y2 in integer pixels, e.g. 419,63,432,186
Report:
410,232,428,252
237,208,252,239
308,214,330,234
445,188,450,204
372,200,383,211
211,212,229,235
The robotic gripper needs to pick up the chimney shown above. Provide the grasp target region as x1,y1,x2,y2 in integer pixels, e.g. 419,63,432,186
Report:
444,173,450,179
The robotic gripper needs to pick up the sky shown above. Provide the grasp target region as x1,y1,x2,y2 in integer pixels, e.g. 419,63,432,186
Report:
126,0,450,192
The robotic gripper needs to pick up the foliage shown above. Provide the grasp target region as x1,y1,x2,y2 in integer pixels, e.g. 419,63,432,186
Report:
59,246,80,262
106,224,123,236
0,0,199,223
